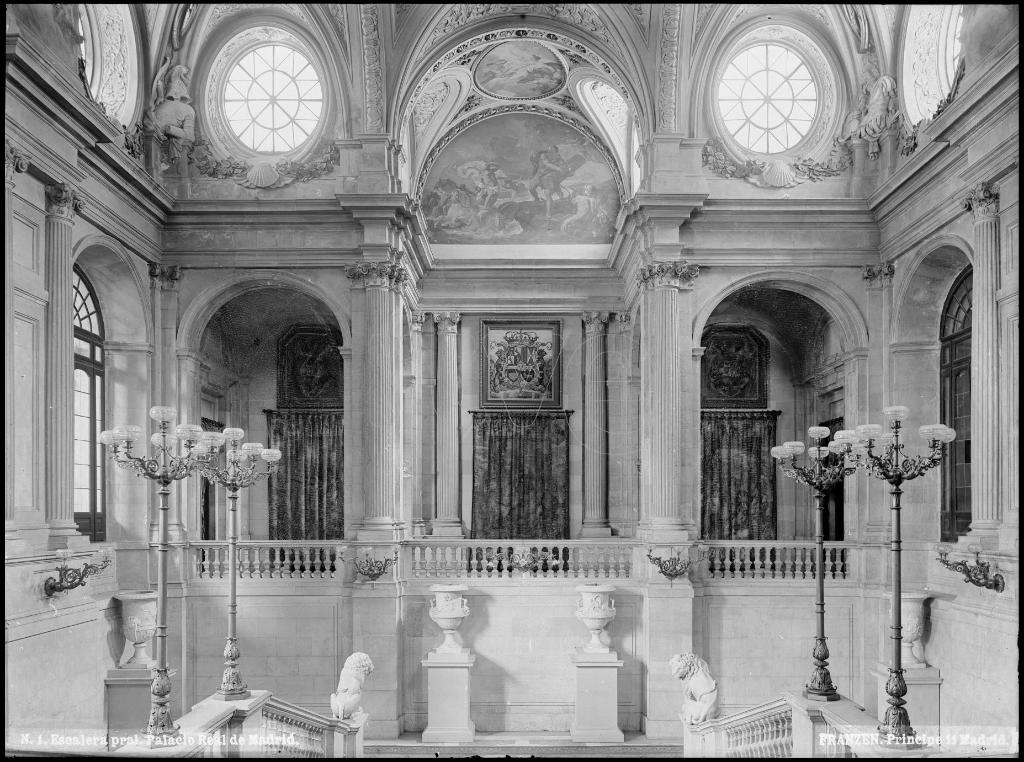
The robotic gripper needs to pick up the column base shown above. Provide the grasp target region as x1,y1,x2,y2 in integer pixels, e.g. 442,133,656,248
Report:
355,521,405,542
579,524,613,538
570,648,624,743
48,528,89,550
960,524,1001,552
429,521,464,538
422,651,476,743
637,524,694,543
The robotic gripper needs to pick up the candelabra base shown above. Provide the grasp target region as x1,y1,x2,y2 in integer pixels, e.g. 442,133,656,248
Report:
212,688,252,701
803,687,841,702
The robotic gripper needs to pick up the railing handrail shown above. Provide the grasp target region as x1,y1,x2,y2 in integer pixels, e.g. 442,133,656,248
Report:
187,540,346,547
698,697,791,731
701,540,853,547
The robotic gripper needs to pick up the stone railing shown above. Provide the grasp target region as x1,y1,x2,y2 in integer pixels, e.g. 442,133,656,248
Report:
189,542,346,581
406,540,634,579
261,696,328,757
703,542,852,581
682,697,793,758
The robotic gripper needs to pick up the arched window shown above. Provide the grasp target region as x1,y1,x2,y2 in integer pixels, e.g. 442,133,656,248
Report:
939,266,971,541
73,266,105,541
901,5,964,124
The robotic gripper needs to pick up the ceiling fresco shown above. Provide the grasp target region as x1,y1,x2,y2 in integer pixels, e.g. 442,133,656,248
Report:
420,113,620,245
473,40,567,99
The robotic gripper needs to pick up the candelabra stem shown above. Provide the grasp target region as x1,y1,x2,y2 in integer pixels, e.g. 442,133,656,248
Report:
217,486,250,700
879,482,918,745
804,489,839,701
146,484,180,743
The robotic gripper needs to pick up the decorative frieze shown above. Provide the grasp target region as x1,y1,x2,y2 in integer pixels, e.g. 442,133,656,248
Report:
638,262,700,290
702,136,851,188
346,261,408,290
862,263,895,285
44,183,85,219
963,182,1000,221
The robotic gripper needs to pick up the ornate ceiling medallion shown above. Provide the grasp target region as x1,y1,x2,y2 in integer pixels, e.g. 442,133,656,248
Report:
473,41,566,100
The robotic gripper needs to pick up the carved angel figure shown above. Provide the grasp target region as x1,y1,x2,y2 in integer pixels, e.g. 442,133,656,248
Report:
150,62,196,175
670,652,719,725
330,652,374,719
858,74,899,158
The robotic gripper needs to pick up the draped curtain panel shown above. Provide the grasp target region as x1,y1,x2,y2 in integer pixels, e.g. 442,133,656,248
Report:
267,411,344,539
471,411,571,539
701,410,780,540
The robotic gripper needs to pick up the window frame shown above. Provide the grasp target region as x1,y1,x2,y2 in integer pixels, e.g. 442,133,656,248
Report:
72,265,106,542
939,266,972,542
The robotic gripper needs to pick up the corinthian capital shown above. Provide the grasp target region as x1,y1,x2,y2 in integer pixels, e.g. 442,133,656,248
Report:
44,182,85,219
963,182,999,221
638,261,700,290
582,312,610,333
346,261,408,290
433,312,461,332
5,138,30,185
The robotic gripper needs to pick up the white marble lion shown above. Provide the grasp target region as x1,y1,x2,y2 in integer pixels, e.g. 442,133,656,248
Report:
670,652,719,724
330,652,374,719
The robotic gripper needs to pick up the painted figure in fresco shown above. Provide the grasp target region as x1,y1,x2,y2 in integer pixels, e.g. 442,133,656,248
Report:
528,145,572,216
561,184,608,236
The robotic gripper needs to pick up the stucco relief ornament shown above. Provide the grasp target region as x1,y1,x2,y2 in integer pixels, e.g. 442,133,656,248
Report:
862,263,895,285
963,182,999,221
361,3,385,133
638,262,700,289
346,261,409,290
702,137,851,189
149,63,196,176
657,3,682,132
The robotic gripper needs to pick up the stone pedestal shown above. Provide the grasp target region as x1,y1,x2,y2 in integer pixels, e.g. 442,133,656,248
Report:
873,663,942,736
104,668,152,746
421,651,476,743
327,712,367,758
570,649,624,742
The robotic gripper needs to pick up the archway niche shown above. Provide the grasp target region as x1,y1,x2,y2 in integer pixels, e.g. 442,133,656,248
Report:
701,285,842,542
195,286,345,541
891,243,973,542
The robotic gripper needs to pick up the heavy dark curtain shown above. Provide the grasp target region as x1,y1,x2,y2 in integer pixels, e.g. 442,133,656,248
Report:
471,411,571,539
701,410,780,540
266,411,344,539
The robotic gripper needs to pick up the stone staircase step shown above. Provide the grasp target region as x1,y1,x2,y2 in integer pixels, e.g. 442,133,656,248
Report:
364,732,685,758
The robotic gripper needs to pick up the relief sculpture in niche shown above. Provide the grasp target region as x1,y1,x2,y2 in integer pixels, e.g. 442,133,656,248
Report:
421,113,619,244
277,325,343,409
701,325,769,409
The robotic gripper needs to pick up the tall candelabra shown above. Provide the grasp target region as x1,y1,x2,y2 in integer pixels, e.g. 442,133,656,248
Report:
196,428,281,700
771,426,860,702
856,406,954,746
99,406,206,744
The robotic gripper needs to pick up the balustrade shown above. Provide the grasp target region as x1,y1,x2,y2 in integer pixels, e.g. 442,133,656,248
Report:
687,698,793,758
703,542,851,580
190,542,345,581
261,704,327,758
406,541,633,579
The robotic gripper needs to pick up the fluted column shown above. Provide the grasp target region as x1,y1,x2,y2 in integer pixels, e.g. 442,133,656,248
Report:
432,312,463,537
638,262,699,540
6,141,30,541
44,183,86,547
347,261,406,540
581,312,611,537
963,183,1001,548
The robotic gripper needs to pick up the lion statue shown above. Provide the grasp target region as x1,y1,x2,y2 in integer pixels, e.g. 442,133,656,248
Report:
670,652,719,724
330,652,374,719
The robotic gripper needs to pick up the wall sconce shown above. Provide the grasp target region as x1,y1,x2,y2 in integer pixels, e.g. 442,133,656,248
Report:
355,548,398,583
44,549,111,596
936,546,1005,593
646,547,692,585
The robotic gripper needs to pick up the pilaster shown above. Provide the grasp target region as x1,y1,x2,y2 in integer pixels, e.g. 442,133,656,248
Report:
963,183,1001,549
432,312,462,537
5,140,30,550
638,262,699,541
606,313,634,535
581,312,611,537
862,263,896,542
43,182,86,548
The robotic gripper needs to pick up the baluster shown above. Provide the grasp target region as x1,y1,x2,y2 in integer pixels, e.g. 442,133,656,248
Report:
411,545,421,578
840,547,848,579
216,545,226,578
198,548,208,579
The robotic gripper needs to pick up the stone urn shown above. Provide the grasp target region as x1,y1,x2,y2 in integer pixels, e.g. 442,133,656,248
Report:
901,593,929,669
428,584,470,654
575,584,616,653
115,590,158,668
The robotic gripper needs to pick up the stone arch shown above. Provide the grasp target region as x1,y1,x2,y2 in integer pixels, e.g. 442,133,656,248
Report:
71,235,151,345
177,271,352,354
891,233,974,344
693,270,869,351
